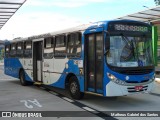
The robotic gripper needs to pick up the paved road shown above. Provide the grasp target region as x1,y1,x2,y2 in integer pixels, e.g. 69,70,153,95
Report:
0,65,160,120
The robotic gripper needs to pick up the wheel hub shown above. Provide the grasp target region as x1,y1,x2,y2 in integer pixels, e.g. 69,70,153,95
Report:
70,82,77,94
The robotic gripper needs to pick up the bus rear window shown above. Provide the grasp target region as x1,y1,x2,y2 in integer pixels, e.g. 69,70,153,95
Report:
5,45,10,58
10,43,16,57
5,45,10,52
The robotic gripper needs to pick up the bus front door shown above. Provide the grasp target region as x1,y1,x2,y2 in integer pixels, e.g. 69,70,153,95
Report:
85,33,103,94
33,40,43,82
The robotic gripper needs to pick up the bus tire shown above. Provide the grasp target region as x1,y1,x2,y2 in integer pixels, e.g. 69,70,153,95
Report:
69,76,84,100
19,70,29,86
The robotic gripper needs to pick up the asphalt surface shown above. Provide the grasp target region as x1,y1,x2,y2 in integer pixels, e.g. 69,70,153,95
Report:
0,65,160,120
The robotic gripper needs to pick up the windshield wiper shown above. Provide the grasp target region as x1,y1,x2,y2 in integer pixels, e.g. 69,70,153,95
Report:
121,34,136,60
104,50,109,55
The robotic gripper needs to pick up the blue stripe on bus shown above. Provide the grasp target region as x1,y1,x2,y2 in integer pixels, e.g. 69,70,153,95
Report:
4,58,33,82
50,59,85,92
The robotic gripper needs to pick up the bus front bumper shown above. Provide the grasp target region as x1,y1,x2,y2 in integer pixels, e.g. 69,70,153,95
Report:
105,81,154,96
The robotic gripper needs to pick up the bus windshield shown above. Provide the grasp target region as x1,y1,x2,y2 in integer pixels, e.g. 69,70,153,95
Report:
106,35,153,67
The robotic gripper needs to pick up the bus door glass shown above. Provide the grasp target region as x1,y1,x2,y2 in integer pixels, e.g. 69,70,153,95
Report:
33,40,43,82
86,33,103,93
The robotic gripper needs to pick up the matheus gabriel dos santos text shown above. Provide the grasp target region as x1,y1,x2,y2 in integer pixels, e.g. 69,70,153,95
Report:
110,112,159,117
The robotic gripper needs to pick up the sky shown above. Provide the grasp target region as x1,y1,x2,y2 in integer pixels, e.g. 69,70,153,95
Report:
0,0,156,40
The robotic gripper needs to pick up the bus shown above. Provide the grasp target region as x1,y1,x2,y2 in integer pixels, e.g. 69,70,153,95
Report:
4,20,155,99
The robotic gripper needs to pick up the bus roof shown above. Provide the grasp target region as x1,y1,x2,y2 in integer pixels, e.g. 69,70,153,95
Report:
10,19,149,43
11,23,92,43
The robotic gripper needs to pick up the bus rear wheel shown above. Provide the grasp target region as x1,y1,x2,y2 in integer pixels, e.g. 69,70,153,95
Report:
19,70,29,86
69,76,84,100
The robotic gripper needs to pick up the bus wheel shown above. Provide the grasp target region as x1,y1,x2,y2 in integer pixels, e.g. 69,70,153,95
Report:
20,70,28,86
69,76,84,100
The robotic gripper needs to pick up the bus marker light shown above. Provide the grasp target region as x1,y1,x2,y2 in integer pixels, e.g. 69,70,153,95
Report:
125,76,129,80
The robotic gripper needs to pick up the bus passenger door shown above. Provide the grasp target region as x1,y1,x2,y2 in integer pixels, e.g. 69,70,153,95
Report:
85,33,103,94
33,40,43,82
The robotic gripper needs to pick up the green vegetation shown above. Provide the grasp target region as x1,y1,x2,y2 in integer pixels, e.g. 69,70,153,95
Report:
155,0,160,5
0,49,4,61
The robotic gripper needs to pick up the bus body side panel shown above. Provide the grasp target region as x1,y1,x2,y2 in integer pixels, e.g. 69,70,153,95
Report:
4,58,10,75
47,32,85,92
43,58,54,85
49,59,84,92
4,58,23,78
23,59,33,82
4,57,33,82
48,58,68,89
66,59,84,92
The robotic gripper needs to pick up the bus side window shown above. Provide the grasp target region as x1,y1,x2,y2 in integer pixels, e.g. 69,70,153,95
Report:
5,45,10,58
16,42,23,58
54,35,66,58
44,37,54,59
10,43,17,57
24,41,32,58
67,32,81,58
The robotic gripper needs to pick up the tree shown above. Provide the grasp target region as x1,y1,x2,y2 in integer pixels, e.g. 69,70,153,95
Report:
1,49,4,58
155,0,160,5
0,49,4,60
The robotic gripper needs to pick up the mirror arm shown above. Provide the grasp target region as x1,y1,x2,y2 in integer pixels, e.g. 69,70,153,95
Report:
105,31,110,51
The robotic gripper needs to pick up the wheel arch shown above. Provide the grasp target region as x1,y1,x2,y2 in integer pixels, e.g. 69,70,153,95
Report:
65,73,77,89
66,73,84,99
65,73,84,92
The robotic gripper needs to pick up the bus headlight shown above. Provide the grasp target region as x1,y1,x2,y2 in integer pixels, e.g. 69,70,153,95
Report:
107,73,126,85
107,73,117,80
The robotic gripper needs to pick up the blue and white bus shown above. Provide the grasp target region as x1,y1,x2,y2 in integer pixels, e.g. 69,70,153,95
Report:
4,20,155,99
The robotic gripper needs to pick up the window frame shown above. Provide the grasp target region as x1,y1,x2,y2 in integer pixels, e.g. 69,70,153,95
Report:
43,37,54,59
16,42,24,58
67,32,82,58
24,41,32,58
54,35,66,58
5,44,10,58
24,41,32,50
44,37,54,49
10,43,17,58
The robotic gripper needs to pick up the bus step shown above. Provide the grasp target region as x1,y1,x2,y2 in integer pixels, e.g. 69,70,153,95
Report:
34,82,42,85
84,91,103,96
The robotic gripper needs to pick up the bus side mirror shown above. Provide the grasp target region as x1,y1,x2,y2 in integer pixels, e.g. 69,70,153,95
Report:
105,32,110,51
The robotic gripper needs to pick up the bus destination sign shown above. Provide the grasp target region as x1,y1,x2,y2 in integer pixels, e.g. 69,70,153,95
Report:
114,24,149,32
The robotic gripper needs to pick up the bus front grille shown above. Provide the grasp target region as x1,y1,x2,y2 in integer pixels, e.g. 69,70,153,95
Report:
125,79,149,83
127,85,148,93
109,66,154,75
120,69,153,75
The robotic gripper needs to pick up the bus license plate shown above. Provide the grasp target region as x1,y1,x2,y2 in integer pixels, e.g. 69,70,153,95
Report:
135,86,143,91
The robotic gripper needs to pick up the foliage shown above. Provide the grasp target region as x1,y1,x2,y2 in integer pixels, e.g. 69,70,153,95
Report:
155,0,160,5
0,49,4,60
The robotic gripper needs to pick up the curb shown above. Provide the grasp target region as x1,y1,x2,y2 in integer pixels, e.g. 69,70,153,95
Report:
155,78,160,84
